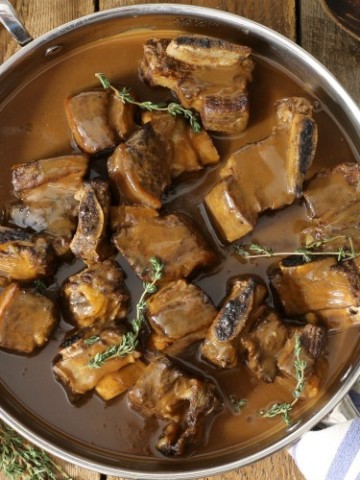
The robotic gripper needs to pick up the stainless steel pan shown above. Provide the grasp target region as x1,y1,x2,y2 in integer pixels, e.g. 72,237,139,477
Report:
0,1,359,478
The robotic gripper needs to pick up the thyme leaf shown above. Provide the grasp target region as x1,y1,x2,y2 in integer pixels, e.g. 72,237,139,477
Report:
88,257,163,368
0,421,73,480
83,335,101,346
33,280,47,295
89,332,138,368
259,402,293,426
95,72,202,133
230,397,247,413
259,335,307,426
235,235,358,262
292,335,307,400
249,243,274,257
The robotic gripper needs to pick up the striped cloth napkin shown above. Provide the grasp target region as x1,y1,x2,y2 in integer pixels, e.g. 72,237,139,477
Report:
289,379,360,480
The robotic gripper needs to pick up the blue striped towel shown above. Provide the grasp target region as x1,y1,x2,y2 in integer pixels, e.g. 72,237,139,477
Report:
289,379,360,480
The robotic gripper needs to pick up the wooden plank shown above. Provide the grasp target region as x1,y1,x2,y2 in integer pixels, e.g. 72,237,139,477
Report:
0,463,100,480
0,0,94,63
107,450,303,480
55,457,102,480
0,443,101,480
99,0,296,39
300,0,360,103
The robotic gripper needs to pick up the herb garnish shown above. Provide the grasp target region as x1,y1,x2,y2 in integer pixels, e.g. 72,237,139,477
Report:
83,335,101,346
88,257,163,368
0,421,73,480
230,397,247,414
235,235,358,263
259,336,307,426
33,280,47,295
95,72,202,133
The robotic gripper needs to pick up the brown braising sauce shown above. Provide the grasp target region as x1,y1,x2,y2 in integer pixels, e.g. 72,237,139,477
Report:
0,29,358,460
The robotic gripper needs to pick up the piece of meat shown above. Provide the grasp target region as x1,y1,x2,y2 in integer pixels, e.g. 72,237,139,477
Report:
53,324,140,398
43,233,72,259
7,202,74,258
70,180,114,265
163,330,213,357
12,155,89,195
128,355,218,456
108,92,137,141
203,176,257,242
95,359,147,401
139,36,254,133
9,155,89,255
241,308,288,383
299,323,326,360
240,309,327,395
303,202,360,253
166,35,253,67
304,163,360,220
0,227,56,285
111,205,216,282
270,256,360,329
274,96,318,197
146,279,216,351
204,97,318,242
142,111,219,178
201,277,267,368
302,162,360,250
107,123,171,208
140,38,186,89
276,355,328,399
66,90,136,154
63,260,128,328
0,225,33,243
0,283,57,353
277,324,327,398
66,91,115,154
304,306,360,331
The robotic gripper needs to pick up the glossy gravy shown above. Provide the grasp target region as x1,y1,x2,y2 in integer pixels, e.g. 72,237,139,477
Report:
0,29,358,461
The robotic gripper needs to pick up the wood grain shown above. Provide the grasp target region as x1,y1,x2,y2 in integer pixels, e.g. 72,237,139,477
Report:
0,451,101,480
106,450,303,480
0,0,94,62
99,0,296,39
300,0,360,103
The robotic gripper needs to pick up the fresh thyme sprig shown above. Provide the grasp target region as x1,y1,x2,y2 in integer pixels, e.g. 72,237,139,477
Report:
89,257,164,368
84,335,101,346
259,402,293,426
230,397,247,414
235,235,358,263
259,336,307,426
95,72,202,133
0,421,73,480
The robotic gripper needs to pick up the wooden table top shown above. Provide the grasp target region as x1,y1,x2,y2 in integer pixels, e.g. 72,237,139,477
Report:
0,1,359,479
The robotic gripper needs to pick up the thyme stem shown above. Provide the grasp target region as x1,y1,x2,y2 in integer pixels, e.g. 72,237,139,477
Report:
259,336,307,426
95,73,202,133
229,397,247,414
0,421,73,480
88,257,163,368
235,235,358,262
